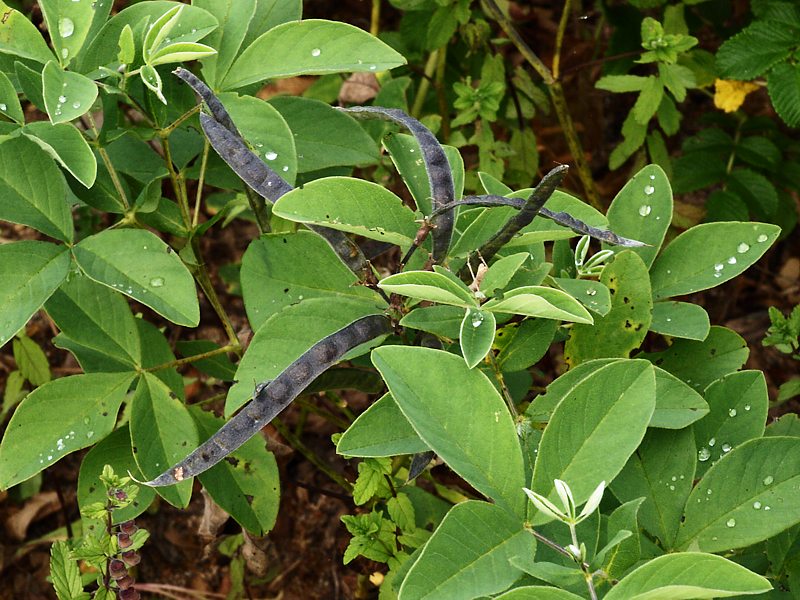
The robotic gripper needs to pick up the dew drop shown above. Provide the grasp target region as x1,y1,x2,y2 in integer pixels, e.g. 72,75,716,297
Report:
714,263,724,272
698,447,711,461
764,475,774,485
87,430,94,438
369,65,377,70
149,277,165,288
728,408,737,417
708,437,716,447
72,101,81,109
671,475,677,481
56,439,65,451
471,312,484,328
644,185,655,195
47,455,53,460
61,48,69,58
721,443,731,453
586,288,597,296
753,501,762,509
83,417,90,425
713,272,722,278
726,518,736,528
639,204,652,216
744,404,751,411
727,257,737,265
58,95,67,103
757,234,768,243
59,17,75,38
737,242,750,253
282,165,289,172
649,174,656,180
0,103,6,111
666,317,672,322
311,48,321,57
764,506,771,511
265,151,278,160
669,485,675,490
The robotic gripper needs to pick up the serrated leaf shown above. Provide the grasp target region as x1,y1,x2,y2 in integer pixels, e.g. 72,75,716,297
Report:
0,241,71,347
223,19,406,89
767,62,800,127
130,373,197,507
727,168,778,219
632,77,664,125
716,20,796,79
273,176,418,246
22,121,97,188
41,61,97,124
73,229,200,327
49,541,89,600
0,135,73,242
0,372,134,489
649,222,780,299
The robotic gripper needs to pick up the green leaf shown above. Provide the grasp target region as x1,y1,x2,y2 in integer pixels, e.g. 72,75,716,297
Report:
142,5,184,61
658,63,695,101
639,326,749,393
727,168,778,219
379,270,476,307
135,319,184,400
767,62,800,127
41,62,97,125
270,96,379,172
372,346,527,516
242,0,301,49
399,305,465,339
483,286,593,324
0,70,23,123
495,587,585,599
602,499,644,579
693,371,768,478
22,121,97,188
649,222,780,300
604,552,771,599
496,318,559,372
130,373,197,508
564,251,652,367
388,493,416,532
273,176,418,246
480,253,529,296
678,437,800,553
596,74,649,93
13,334,50,386
736,136,782,171
46,274,141,373
649,368,709,429
509,191,609,247
0,372,134,489
218,91,297,185
704,190,749,223
650,301,710,341
50,541,89,600
552,278,612,317
40,0,96,67
149,41,217,66
140,64,165,104
337,393,428,457
353,457,392,504
192,408,279,535
226,297,384,414
612,428,696,549
0,241,70,347
0,1,54,63
460,308,495,368
604,165,672,268
531,360,656,524
117,23,135,64
632,77,664,125
73,229,200,327
223,19,406,89
0,135,73,242
399,501,535,599
196,0,256,87
77,426,156,529
716,20,796,79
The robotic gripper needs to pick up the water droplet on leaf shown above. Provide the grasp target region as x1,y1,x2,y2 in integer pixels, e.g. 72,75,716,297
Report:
753,501,762,509
737,242,750,253
644,185,655,195
59,17,75,38
726,518,736,528
698,447,711,461
265,151,277,160
728,408,737,417
149,277,165,288
722,443,731,452
757,234,768,243
708,438,716,447
763,475,774,485
639,204,652,216
311,48,321,57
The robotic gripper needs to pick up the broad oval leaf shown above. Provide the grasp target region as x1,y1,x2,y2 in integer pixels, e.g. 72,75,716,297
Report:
0,70,24,123
0,241,71,347
649,301,710,341
399,305,465,339
379,271,476,307
130,373,198,508
0,1,54,63
337,393,429,457
0,136,73,242
649,222,780,300
460,308,495,368
372,346,527,516
223,19,406,89
495,588,585,600
196,0,257,87
678,437,800,553
0,372,134,489
496,318,559,372
41,61,97,125
531,360,656,524
604,164,672,268
399,501,535,600
273,176,418,246
23,121,98,188
40,0,96,67
73,229,200,327
603,552,771,600
192,408,280,535
552,277,612,316
483,286,593,324
241,231,380,331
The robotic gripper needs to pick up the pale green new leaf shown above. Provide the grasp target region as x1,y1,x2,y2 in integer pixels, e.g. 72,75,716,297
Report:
73,229,200,327
23,121,97,188
379,271,476,307
604,553,770,599
649,222,780,300
596,74,649,93
41,62,97,125
148,42,217,66
0,372,134,489
483,286,593,324
223,19,406,89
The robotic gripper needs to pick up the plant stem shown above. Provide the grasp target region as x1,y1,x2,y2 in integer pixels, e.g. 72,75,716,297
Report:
480,0,602,211
244,187,272,234
192,140,210,228
553,0,573,81
87,113,130,210
488,352,518,419
411,49,440,119
272,418,353,492
144,343,240,373
371,0,381,36
161,137,193,227
192,257,241,349
725,117,744,175
160,105,200,137
435,44,451,142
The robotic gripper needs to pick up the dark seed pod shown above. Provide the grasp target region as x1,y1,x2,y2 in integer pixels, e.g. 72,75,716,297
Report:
109,559,128,580
141,315,392,486
173,67,239,136
121,551,141,566
117,532,133,549
407,451,435,482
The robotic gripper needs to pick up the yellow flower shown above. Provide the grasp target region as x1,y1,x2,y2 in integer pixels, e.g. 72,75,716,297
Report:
714,79,760,112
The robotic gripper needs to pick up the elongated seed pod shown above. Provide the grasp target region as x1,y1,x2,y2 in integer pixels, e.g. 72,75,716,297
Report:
141,314,392,486
339,106,455,263
173,68,239,136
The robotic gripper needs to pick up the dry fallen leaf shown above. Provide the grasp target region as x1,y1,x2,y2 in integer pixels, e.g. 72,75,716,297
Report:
5,491,60,541
339,72,380,104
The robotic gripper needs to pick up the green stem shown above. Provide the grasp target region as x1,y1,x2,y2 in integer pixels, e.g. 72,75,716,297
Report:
411,49,440,119
371,0,381,36
192,140,210,228
161,137,192,227
143,343,240,373
159,105,200,138
192,254,241,349
244,187,271,234
725,118,744,175
87,113,130,210
435,43,451,142
488,352,518,419
553,0,573,81
272,418,353,492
